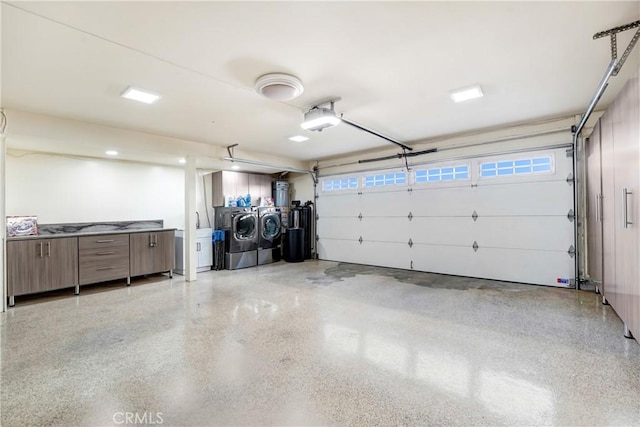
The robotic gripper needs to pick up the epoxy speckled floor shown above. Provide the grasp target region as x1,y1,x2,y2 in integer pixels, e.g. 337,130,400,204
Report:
2,260,639,426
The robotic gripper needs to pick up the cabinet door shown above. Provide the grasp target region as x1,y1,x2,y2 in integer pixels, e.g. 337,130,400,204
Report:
612,74,640,335
236,172,249,197
260,175,272,203
46,237,79,290
586,121,603,285
601,110,618,308
7,240,47,296
197,237,213,268
221,171,238,197
248,174,261,205
153,231,175,273
130,232,155,276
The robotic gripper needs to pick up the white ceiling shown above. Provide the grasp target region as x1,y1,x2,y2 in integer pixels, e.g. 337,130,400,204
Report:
2,1,639,163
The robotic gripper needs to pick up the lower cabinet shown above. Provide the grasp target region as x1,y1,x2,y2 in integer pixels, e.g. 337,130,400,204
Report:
7,237,79,303
174,229,213,274
7,230,175,306
79,234,130,285
130,230,175,277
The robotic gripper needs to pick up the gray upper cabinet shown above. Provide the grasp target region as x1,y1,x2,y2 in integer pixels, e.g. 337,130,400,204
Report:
7,237,79,298
212,171,272,206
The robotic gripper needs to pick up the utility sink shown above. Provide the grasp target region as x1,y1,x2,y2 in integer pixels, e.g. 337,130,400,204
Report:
175,228,212,238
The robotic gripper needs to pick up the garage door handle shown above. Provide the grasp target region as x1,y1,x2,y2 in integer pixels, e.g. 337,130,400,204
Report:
623,188,632,228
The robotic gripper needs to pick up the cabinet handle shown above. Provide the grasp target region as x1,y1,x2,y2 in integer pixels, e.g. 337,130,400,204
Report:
96,251,115,255
38,242,43,258
149,234,155,248
595,194,600,223
46,241,51,257
197,242,200,251
623,188,633,228
97,266,114,271
598,194,604,222
96,239,115,243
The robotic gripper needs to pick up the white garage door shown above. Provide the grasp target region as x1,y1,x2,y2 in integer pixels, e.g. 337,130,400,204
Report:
317,146,575,287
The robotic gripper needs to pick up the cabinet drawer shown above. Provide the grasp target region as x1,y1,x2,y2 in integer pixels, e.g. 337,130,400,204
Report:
79,255,129,285
79,234,130,285
79,234,130,251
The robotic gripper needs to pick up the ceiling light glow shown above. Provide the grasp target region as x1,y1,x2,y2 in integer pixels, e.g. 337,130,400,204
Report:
450,85,484,103
289,135,309,142
231,165,240,170
105,150,118,156
179,158,186,164
121,86,161,104
301,107,341,132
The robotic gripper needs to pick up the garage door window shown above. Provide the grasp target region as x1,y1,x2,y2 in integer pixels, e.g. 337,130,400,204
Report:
415,165,469,183
363,172,407,187
480,156,553,178
323,177,358,191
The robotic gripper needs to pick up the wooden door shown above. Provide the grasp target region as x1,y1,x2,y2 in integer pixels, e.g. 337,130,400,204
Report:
612,74,640,336
601,109,618,307
585,121,603,286
6,240,47,296
236,172,249,198
153,230,175,273
46,237,79,290
130,232,155,276
248,174,261,205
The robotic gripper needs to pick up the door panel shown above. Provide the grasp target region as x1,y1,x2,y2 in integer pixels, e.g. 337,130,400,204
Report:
130,232,154,276
601,110,618,308
586,121,603,285
154,231,176,272
46,237,79,290
6,240,46,296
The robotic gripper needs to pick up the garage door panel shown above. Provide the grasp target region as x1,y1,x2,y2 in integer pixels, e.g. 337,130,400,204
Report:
411,245,478,278
411,217,475,246
360,189,410,215
360,217,411,243
410,186,476,216
410,245,573,287
473,217,573,251
318,217,361,240
361,242,412,269
318,239,364,265
472,247,574,287
317,193,361,217
474,180,573,216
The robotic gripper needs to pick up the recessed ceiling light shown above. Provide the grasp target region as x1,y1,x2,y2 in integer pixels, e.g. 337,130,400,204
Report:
231,165,240,170
121,86,161,104
450,85,483,103
179,158,186,164
289,135,309,142
105,150,118,156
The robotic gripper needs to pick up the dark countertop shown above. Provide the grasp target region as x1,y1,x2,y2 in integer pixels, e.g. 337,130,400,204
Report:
7,228,177,241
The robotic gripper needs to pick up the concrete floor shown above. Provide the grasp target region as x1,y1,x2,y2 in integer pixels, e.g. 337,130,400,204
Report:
1,260,639,426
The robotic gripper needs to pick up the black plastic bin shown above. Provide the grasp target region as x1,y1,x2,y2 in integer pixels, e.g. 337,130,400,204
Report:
283,228,305,263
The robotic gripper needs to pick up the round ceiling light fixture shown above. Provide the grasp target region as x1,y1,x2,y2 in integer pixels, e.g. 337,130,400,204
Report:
255,73,304,101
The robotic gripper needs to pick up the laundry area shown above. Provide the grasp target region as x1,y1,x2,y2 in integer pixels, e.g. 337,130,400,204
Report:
1,2,640,426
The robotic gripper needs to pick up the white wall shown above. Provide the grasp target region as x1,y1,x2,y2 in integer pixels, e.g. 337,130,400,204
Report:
6,151,185,228
288,172,315,205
